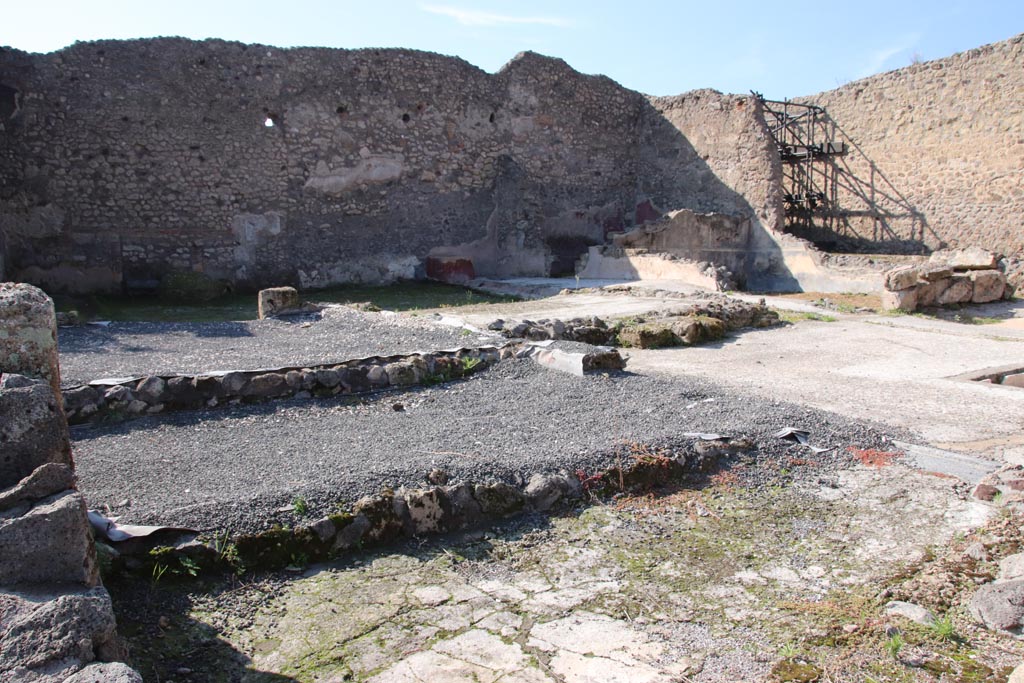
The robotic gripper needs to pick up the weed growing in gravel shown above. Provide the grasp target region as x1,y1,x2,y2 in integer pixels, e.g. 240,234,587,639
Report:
461,357,482,374
177,556,200,577
292,496,309,516
151,563,168,585
779,642,800,659
930,615,956,641
885,632,904,659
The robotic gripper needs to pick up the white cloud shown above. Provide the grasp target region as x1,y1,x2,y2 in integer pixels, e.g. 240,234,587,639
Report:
856,33,922,78
420,4,570,28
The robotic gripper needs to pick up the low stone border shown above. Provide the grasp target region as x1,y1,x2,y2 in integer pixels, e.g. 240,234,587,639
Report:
61,346,510,425
97,437,752,578
487,299,780,349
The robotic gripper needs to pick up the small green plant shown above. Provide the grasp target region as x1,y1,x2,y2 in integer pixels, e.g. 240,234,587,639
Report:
884,632,904,659
288,552,309,570
461,357,482,374
177,556,200,577
151,562,169,584
930,615,955,640
779,642,799,659
460,327,473,336
292,496,309,516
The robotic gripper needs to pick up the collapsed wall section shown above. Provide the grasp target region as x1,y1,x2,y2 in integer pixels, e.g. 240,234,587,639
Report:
796,33,1024,256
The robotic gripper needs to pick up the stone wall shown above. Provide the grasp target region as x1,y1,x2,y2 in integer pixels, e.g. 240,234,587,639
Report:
0,40,636,292
0,38,804,294
0,283,140,681
796,33,1024,256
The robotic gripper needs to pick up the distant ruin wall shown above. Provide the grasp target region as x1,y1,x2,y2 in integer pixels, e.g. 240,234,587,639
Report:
0,38,790,294
797,33,1024,256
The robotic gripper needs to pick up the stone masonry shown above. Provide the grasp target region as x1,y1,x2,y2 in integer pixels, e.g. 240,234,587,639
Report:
0,39,812,294
0,283,140,682
799,34,1024,255
0,34,1021,296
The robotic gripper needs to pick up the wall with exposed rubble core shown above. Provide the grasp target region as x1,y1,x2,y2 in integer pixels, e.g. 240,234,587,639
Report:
795,33,1024,256
0,37,818,294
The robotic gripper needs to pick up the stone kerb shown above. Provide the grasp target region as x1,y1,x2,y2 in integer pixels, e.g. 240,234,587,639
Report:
880,249,1010,312
62,346,512,425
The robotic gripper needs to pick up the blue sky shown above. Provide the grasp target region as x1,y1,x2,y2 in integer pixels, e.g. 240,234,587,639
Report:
3,1,1021,99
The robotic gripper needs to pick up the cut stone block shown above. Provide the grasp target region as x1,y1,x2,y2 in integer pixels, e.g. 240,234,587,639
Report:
937,274,973,305
883,265,920,291
931,247,999,270
920,264,954,282
0,382,72,489
0,491,99,587
0,586,125,680
971,269,1007,303
881,287,918,312
916,278,948,307
257,287,301,319
0,283,63,395
0,463,75,512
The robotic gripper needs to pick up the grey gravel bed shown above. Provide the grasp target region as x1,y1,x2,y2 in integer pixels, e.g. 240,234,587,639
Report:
57,306,496,386
70,359,910,535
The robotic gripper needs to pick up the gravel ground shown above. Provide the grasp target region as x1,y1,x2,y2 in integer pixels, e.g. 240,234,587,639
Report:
57,306,496,386
71,359,908,534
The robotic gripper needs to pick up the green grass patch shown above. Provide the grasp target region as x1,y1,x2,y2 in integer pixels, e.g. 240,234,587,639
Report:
776,310,838,324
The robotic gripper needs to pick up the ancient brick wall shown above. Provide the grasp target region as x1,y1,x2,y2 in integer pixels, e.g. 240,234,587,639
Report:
796,33,1024,256
0,38,790,293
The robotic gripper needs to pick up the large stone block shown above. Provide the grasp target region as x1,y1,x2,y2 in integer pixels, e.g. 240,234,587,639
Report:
881,287,918,312
971,269,1006,303
0,586,125,681
0,463,75,512
969,578,1024,633
931,247,999,270
883,265,920,291
0,382,72,489
916,278,949,307
0,491,98,587
257,287,301,319
937,274,973,305
0,283,62,395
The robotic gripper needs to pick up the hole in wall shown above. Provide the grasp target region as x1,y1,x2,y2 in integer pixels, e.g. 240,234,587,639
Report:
489,112,496,123
401,113,410,123
0,83,20,119
336,105,347,115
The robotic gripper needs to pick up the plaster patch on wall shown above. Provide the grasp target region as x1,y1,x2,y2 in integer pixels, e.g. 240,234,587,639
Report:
304,155,405,196
297,254,420,288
